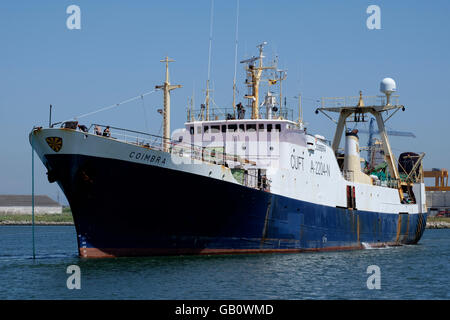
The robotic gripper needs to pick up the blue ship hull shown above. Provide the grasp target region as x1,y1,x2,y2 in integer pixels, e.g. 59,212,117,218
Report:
45,154,427,258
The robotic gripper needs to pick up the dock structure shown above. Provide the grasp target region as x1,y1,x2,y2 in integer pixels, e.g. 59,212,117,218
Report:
424,168,449,191
0,195,62,214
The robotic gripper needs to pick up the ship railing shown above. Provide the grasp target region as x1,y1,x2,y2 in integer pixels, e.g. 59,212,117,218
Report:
342,169,400,189
187,106,294,122
244,168,270,191
85,123,258,168
88,123,165,150
381,179,401,189
321,95,400,109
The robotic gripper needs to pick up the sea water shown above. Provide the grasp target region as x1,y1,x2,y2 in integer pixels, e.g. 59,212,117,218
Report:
0,226,448,299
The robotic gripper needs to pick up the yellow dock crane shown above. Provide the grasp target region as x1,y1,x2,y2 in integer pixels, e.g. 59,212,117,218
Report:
424,169,450,191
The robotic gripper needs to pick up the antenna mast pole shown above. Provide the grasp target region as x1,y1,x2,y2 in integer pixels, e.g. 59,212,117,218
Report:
191,84,195,122
155,57,182,153
49,104,52,128
232,0,240,117
298,93,302,124
206,0,214,121
278,70,287,119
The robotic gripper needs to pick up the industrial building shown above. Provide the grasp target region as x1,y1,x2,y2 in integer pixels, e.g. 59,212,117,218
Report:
426,191,450,216
424,169,450,216
0,195,62,214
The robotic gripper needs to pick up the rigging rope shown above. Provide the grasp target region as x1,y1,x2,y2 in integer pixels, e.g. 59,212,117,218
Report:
60,89,158,124
141,95,150,133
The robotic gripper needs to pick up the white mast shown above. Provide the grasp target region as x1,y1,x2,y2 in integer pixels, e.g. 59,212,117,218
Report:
155,57,182,153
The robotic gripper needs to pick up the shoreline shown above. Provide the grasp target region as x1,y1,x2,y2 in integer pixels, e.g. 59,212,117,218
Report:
0,212,74,226
0,221,74,226
1,214,449,228
425,221,450,229
0,222,449,229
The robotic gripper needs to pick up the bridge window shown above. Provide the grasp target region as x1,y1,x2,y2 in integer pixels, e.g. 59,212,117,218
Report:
204,126,209,133
227,124,237,132
258,124,265,131
267,124,273,132
275,124,281,131
246,124,256,132
221,125,226,133
239,124,245,132
189,127,194,135
197,126,201,134
211,125,220,133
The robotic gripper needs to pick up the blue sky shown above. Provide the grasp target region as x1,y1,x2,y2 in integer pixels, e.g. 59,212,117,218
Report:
1,0,449,204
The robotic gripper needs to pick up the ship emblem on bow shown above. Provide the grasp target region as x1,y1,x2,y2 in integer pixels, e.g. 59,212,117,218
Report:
46,137,63,152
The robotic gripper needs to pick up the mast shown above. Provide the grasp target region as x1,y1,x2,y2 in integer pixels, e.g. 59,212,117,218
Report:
241,42,273,120
252,44,263,119
155,57,182,153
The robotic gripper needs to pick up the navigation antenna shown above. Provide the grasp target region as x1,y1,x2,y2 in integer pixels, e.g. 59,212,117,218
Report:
294,93,303,125
232,0,240,117
277,69,287,119
205,0,215,121
191,83,195,122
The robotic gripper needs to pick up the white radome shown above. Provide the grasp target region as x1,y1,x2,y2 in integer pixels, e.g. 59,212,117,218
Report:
380,78,396,94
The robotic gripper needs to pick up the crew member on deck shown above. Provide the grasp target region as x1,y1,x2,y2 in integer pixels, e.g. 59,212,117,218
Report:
103,126,111,137
78,124,88,132
237,103,245,119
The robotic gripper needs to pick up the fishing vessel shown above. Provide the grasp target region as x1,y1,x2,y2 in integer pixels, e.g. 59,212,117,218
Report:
29,43,427,258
